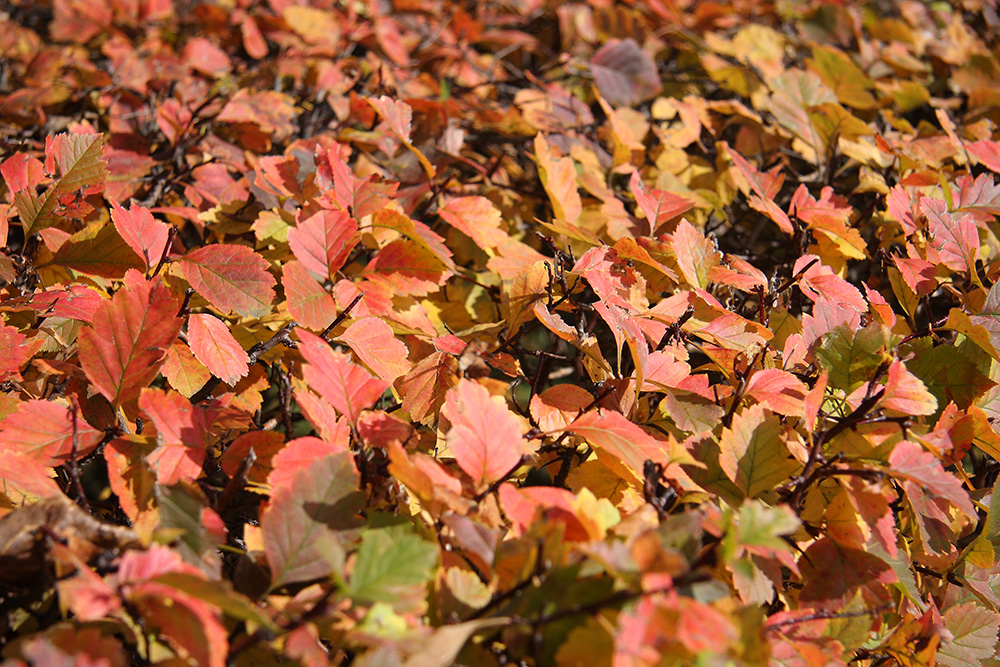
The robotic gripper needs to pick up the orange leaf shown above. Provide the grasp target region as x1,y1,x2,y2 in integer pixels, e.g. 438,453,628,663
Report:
438,196,509,249
187,313,249,386
335,317,410,382
441,380,524,488
177,244,275,318
396,351,460,425
367,95,436,178
268,436,351,492
0,450,61,502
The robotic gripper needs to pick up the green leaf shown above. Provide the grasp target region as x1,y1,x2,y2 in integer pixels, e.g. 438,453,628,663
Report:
816,324,891,393
907,338,995,411
348,518,439,612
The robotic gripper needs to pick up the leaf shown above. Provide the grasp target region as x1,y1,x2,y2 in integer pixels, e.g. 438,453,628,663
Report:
282,260,337,330
669,219,720,288
367,96,436,178
297,329,388,423
140,388,208,486
937,602,1000,667
0,399,102,466
589,38,661,107
877,361,937,416
287,208,358,279
815,324,890,392
438,197,509,249
267,436,350,491
14,186,58,237
535,134,582,224
261,451,363,589
45,220,145,279
440,380,524,488
922,197,979,275
78,271,182,408
565,409,676,487
187,313,249,386
176,244,276,318
110,199,171,270
348,519,439,612
798,537,896,611
47,132,108,194
718,405,799,499
629,172,694,236
216,89,296,138
0,451,61,503
907,339,995,411
335,317,410,382
742,369,808,416
889,440,977,518
397,351,460,425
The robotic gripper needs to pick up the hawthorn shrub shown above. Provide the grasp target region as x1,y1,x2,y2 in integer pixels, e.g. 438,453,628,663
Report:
2,0,1000,664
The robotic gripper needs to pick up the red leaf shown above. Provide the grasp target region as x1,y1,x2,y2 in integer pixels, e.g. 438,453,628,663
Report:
287,209,357,279
282,260,337,330
0,324,41,381
217,90,297,139
0,399,102,466
798,537,896,611
335,317,410,382
296,330,388,423
889,440,976,518
187,313,249,386
140,388,208,485
0,153,44,193
629,172,694,236
877,361,937,416
78,271,182,408
177,244,276,318
362,238,451,296
109,199,171,270
315,143,397,218
794,255,866,312
589,38,661,107
441,380,525,488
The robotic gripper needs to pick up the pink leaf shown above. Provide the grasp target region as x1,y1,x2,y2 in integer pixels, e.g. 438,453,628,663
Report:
187,313,249,386
743,369,808,416
441,380,524,488
629,172,694,236
110,199,171,270
287,209,357,279
296,330,388,423
140,388,208,486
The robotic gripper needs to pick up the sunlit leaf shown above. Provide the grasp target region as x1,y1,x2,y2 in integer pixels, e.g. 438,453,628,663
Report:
177,244,276,318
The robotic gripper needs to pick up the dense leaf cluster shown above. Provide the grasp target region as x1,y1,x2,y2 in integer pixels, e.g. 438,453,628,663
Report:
2,0,1000,664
